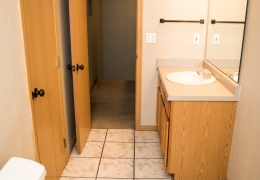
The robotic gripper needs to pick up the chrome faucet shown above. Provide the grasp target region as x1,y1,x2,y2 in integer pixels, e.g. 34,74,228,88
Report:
233,72,239,76
197,69,211,79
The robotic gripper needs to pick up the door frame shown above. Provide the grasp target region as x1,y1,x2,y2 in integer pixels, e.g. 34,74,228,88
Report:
135,0,143,130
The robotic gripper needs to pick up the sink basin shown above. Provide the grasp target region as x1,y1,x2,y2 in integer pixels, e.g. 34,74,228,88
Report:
166,71,216,85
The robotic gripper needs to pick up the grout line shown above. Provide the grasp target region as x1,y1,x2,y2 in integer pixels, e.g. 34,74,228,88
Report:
69,157,163,159
95,129,108,179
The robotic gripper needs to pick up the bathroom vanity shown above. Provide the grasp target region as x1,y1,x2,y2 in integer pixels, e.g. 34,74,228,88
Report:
157,61,240,180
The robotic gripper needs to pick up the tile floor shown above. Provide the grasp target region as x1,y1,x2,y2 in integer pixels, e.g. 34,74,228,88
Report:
60,129,172,180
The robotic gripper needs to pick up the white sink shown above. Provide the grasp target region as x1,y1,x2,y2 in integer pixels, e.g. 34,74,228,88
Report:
166,71,216,86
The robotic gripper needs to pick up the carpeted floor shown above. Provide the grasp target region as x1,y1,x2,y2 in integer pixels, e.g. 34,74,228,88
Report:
91,80,135,129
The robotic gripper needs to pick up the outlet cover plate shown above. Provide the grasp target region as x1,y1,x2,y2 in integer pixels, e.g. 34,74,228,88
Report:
146,33,156,43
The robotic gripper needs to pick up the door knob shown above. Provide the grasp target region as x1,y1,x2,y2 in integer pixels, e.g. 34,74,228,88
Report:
67,64,75,71
76,64,84,71
32,88,45,99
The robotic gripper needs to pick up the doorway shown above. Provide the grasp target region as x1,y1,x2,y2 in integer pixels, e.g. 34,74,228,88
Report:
87,0,137,129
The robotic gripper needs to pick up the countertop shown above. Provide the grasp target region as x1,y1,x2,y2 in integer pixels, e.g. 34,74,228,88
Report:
158,66,239,101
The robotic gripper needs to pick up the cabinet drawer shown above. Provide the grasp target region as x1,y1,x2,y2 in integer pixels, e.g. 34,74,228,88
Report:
158,78,171,118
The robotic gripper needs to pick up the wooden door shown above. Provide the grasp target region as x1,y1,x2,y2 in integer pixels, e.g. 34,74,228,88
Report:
20,0,66,179
68,0,92,153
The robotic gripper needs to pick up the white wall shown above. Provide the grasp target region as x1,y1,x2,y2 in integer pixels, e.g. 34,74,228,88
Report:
227,0,260,179
102,0,136,80
141,0,209,125
0,0,35,168
88,0,103,83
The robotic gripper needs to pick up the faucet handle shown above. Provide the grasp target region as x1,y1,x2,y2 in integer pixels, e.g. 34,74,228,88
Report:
203,69,211,79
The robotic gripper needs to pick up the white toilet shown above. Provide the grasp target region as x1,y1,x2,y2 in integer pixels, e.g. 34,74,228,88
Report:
0,157,46,180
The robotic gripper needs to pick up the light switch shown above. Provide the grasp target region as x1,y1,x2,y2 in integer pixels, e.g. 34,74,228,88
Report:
213,34,220,44
193,34,200,44
146,33,156,43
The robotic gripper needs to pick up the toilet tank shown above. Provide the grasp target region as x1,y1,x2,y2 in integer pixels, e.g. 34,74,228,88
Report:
0,157,46,180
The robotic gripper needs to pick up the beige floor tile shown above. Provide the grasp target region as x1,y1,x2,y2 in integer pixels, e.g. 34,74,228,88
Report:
135,143,162,158
87,129,107,142
106,129,134,142
135,159,171,179
71,142,104,158
97,158,133,178
61,158,100,178
102,142,134,158
135,131,160,143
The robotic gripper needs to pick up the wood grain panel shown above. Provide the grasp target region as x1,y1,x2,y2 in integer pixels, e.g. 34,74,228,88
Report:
135,0,143,130
164,120,169,169
156,87,161,127
167,101,236,180
159,79,171,118
160,105,166,153
68,0,91,153
20,0,66,178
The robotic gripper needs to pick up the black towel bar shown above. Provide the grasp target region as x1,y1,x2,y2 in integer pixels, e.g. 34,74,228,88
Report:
160,18,204,24
211,19,245,24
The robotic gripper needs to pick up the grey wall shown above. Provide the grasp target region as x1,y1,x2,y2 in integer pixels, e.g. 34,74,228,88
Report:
227,0,260,179
102,0,136,80
88,0,103,85
57,0,76,152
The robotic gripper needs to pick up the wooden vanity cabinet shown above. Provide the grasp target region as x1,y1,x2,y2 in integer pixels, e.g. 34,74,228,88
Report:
157,78,237,180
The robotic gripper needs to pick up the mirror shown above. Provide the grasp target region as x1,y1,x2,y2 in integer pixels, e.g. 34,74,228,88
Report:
205,0,248,82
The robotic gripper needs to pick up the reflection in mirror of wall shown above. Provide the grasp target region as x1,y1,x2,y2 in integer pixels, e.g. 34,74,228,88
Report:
205,0,248,82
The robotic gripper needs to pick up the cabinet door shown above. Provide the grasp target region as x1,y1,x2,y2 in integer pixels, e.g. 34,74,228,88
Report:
161,107,169,169
159,95,165,153
167,101,236,180
163,117,169,169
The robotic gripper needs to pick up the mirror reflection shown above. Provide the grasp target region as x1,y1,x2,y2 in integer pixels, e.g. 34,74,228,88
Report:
205,0,248,82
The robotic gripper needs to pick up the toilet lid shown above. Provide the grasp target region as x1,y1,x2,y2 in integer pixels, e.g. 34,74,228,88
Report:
0,157,46,180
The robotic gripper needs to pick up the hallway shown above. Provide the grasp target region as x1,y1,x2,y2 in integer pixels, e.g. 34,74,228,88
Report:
91,81,135,129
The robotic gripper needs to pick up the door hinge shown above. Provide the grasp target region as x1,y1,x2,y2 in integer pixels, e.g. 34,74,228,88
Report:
63,139,67,148
56,57,60,68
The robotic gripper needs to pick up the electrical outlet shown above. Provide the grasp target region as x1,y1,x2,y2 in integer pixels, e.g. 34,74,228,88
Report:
213,34,220,44
146,33,156,43
193,34,200,44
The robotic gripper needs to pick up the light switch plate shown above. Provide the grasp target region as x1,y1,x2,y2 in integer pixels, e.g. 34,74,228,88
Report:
213,34,220,44
146,33,156,43
193,34,200,44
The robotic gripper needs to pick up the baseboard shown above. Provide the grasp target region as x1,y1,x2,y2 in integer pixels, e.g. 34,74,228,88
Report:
140,125,158,131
